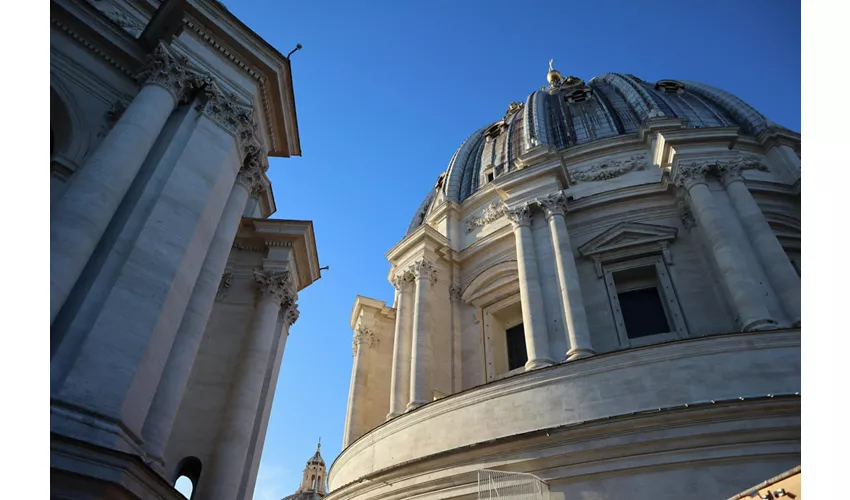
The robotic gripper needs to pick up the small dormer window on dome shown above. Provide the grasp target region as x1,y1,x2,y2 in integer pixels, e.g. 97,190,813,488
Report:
484,121,506,142
564,86,593,104
655,79,686,93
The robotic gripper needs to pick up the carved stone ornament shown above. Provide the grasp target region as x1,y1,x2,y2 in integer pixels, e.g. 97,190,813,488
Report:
253,269,296,306
505,203,534,227
236,155,265,194
537,192,568,219
569,154,648,184
450,284,463,301
96,100,129,138
391,270,414,291
193,81,264,163
674,162,710,190
465,201,507,233
135,41,194,102
352,326,379,357
408,259,438,283
215,272,233,302
90,0,145,37
280,303,300,327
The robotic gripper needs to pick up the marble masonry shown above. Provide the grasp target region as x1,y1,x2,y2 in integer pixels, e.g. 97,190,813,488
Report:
332,62,801,499
50,1,320,498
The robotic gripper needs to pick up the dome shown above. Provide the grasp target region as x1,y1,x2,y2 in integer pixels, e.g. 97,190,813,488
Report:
407,71,783,234
307,449,324,466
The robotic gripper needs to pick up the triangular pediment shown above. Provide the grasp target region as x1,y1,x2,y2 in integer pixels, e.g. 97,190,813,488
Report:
579,222,678,258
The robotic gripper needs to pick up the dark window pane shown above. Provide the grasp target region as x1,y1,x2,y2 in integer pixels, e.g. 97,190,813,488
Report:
506,323,527,371
618,287,670,339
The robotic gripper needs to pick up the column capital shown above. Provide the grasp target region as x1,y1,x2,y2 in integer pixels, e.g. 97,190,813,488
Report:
673,162,710,190
408,259,437,283
717,162,745,186
280,303,300,327
194,80,265,163
253,269,296,306
235,154,265,193
352,326,379,357
537,192,568,220
505,202,534,227
391,270,415,291
135,41,192,103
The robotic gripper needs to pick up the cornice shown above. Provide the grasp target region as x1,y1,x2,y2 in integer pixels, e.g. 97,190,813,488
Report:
385,224,450,265
350,295,391,330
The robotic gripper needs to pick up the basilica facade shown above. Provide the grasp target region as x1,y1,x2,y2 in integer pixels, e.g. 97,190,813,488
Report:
333,64,801,499
50,1,319,499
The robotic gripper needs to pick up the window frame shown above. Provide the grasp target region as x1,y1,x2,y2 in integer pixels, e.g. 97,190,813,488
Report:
481,294,527,381
602,256,688,348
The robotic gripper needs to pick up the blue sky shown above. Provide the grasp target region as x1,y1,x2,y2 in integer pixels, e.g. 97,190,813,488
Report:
182,1,800,498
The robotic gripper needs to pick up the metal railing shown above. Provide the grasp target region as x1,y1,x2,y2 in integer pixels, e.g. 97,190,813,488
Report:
477,469,550,500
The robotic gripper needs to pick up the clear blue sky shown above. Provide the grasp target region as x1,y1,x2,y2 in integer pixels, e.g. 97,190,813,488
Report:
196,1,801,498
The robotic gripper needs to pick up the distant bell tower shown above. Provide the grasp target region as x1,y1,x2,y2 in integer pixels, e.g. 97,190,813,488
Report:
297,439,327,495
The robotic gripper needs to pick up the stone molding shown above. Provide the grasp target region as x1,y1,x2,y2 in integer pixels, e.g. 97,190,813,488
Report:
464,201,507,233
253,269,296,306
578,221,678,277
408,259,438,283
537,192,568,220
352,326,379,357
504,203,534,227
568,154,648,184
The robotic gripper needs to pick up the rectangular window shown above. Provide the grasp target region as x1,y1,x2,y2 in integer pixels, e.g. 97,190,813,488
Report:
602,257,688,348
617,287,670,338
505,323,527,371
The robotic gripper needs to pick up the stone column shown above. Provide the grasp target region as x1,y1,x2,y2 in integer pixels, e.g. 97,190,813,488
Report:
406,259,436,411
141,158,265,465
51,41,191,323
538,193,595,360
676,163,777,331
386,271,413,420
204,270,295,500
506,203,554,369
718,162,801,326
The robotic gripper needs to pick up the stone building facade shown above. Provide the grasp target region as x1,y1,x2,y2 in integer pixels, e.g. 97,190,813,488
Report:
333,63,801,499
50,1,320,499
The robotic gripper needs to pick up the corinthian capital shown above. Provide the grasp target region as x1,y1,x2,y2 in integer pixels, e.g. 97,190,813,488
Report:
280,302,300,327
409,259,437,283
505,203,533,227
391,270,414,291
253,269,296,306
537,192,568,219
716,162,744,186
674,162,710,190
352,326,379,357
236,154,265,194
135,41,191,102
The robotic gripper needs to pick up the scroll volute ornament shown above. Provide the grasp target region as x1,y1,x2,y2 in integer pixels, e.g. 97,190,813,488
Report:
236,154,265,194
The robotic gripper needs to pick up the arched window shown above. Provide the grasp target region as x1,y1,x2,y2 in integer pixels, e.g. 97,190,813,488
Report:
311,474,317,489
173,456,202,499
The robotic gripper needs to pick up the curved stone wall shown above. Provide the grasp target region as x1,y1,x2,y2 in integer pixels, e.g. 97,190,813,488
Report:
328,330,800,494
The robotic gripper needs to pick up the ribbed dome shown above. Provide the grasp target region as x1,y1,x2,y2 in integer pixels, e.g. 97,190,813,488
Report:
407,72,782,234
